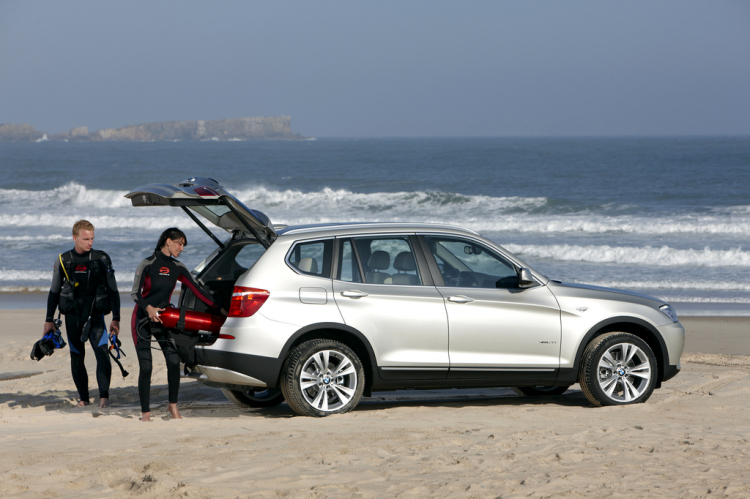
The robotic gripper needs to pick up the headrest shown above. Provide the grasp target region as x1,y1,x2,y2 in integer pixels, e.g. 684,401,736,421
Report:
368,251,390,271
298,257,318,274
393,252,416,272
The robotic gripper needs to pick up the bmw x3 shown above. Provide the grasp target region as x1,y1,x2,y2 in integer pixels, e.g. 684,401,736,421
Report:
126,178,685,417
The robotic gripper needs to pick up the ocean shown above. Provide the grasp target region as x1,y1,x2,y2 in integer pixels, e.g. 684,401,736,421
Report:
1,137,749,315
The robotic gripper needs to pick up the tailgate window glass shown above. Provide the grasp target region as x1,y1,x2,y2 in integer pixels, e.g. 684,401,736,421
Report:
235,243,266,269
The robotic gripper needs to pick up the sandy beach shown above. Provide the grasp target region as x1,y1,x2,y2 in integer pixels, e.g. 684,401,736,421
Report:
1,308,749,498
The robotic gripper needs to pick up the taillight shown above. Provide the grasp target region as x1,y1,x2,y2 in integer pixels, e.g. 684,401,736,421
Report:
228,287,270,318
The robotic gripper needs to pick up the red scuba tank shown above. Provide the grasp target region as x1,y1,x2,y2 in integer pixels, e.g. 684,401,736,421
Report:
158,306,226,334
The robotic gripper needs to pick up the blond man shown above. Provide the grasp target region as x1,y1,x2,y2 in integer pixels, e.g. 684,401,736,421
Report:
44,220,121,408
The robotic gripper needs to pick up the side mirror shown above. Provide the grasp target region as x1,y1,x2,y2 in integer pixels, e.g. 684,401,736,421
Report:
517,267,536,288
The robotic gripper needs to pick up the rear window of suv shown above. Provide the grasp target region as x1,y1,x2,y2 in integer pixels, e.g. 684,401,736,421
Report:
288,239,333,277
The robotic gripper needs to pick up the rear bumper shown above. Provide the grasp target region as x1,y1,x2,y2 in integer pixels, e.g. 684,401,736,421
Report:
195,348,283,388
662,363,681,382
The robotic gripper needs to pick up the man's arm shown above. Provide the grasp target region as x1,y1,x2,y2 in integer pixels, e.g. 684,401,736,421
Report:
101,252,121,321
43,257,62,333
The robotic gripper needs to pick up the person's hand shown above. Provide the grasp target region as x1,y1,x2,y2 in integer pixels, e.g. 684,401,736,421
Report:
42,321,55,334
109,320,120,336
146,305,164,323
219,307,228,317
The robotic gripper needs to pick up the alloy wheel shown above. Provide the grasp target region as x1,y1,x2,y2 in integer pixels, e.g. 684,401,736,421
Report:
596,342,652,402
299,349,358,412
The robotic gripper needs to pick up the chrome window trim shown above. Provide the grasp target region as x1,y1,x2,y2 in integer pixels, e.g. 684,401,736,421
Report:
450,368,556,372
285,237,335,279
380,367,449,371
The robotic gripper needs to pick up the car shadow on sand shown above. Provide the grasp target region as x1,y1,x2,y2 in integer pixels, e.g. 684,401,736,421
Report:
0,382,595,420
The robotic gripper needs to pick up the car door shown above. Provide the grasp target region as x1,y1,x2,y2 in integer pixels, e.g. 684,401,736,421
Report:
125,176,276,247
419,235,561,381
332,235,450,380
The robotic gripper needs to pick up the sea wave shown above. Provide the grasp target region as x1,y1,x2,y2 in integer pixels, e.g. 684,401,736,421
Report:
0,234,69,241
0,269,137,283
2,184,750,236
584,280,750,291
656,296,750,304
0,214,193,230
0,183,131,208
505,243,750,267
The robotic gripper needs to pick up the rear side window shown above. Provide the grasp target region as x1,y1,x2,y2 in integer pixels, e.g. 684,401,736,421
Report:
288,239,333,277
353,236,422,285
337,239,363,283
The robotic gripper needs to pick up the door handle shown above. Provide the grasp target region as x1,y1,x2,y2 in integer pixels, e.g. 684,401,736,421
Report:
448,295,474,303
341,290,369,298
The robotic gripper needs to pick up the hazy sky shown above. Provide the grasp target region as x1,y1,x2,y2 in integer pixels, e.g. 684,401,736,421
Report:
1,1,748,137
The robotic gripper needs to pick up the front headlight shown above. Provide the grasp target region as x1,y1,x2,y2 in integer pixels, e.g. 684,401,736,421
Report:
660,304,679,323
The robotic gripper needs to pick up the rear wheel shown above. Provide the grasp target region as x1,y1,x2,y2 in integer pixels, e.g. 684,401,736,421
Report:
512,385,570,397
222,387,284,408
281,339,365,417
578,332,657,407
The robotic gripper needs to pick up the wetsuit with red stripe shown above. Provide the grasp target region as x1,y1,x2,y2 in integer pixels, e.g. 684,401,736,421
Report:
130,250,218,413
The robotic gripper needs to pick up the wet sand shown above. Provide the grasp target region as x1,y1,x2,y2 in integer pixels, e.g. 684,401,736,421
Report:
1,309,749,498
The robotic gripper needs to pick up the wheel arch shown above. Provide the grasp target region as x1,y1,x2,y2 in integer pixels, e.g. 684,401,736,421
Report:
278,322,378,396
565,317,668,387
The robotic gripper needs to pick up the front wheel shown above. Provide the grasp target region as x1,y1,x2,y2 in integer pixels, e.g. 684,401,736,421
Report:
222,387,285,408
280,339,365,417
578,332,657,407
512,385,570,397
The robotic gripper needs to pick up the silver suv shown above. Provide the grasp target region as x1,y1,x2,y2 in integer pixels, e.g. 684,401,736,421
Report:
127,178,684,417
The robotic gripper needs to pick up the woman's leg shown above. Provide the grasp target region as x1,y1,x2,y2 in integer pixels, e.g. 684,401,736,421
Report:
135,317,154,421
156,331,183,419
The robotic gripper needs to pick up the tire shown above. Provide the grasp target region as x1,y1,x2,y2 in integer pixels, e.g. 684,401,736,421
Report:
280,339,365,417
578,332,657,407
221,387,285,409
512,385,570,397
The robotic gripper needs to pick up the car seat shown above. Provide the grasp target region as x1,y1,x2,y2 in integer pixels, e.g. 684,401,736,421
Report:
366,251,391,284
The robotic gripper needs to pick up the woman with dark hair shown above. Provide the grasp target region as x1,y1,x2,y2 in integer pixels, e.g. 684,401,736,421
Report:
131,227,226,422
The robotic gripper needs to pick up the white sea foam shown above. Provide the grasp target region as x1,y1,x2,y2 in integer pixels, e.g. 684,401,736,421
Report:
0,235,69,241
0,183,130,208
2,184,750,236
584,280,750,291
656,296,750,304
0,214,191,230
504,243,750,267
0,269,137,283
0,270,52,281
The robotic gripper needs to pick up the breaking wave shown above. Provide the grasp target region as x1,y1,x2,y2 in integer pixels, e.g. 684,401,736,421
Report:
0,183,131,208
2,184,750,236
584,280,750,291
505,243,750,267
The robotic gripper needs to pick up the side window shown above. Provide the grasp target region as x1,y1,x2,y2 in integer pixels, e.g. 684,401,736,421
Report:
424,236,518,288
353,236,422,285
336,239,363,283
288,239,333,277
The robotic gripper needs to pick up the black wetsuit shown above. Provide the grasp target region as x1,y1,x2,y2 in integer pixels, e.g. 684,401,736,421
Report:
131,250,218,413
46,249,120,403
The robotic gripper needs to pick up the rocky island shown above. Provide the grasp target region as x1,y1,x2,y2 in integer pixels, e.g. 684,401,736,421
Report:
0,116,303,142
